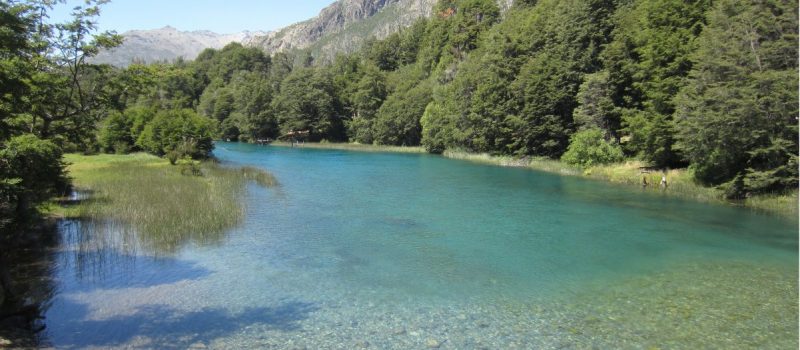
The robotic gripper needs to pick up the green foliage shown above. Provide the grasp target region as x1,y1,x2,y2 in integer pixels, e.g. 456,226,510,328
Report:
136,109,216,160
0,0,120,229
427,0,616,157
0,135,68,221
373,78,432,146
272,68,345,141
604,0,712,167
0,1,32,142
675,0,798,195
347,63,387,144
198,42,270,83
573,71,619,139
366,34,402,71
420,92,461,154
447,0,500,58
561,128,624,167
99,111,134,153
623,109,677,168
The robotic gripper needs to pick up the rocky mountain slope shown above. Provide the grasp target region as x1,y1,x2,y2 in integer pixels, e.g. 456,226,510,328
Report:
247,0,514,61
93,0,514,66
91,26,266,67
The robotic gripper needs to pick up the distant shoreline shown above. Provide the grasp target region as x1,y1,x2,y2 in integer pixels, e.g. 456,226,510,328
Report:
268,141,426,154
257,141,798,219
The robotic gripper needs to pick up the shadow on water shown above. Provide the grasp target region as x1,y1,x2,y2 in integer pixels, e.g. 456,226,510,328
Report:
44,299,318,349
0,221,60,347
57,220,211,293
0,218,218,347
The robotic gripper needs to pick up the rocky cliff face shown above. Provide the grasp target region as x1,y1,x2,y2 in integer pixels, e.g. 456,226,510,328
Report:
247,0,514,61
91,26,266,67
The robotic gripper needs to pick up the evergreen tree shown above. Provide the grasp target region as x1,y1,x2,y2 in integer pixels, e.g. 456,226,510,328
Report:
675,0,798,197
603,0,711,166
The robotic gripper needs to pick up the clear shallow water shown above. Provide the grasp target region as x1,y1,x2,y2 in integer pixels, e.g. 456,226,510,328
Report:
41,143,797,349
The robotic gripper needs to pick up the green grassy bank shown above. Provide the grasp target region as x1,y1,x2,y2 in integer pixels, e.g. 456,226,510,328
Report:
442,149,798,219
50,153,277,253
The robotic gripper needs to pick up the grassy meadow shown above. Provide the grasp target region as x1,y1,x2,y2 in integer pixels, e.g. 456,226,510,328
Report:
52,153,277,253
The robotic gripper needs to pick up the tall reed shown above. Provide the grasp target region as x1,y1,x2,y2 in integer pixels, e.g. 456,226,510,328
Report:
59,153,278,253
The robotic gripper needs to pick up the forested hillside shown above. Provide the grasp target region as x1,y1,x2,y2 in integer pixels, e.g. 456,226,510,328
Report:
1,0,798,231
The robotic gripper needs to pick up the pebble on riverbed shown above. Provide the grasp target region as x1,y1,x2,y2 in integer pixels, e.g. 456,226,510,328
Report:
426,338,442,348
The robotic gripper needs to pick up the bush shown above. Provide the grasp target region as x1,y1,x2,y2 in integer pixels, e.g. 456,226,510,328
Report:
99,111,134,154
561,128,624,167
136,109,216,159
0,135,69,221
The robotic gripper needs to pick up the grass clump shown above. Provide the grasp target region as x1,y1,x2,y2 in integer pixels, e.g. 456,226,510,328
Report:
55,153,278,253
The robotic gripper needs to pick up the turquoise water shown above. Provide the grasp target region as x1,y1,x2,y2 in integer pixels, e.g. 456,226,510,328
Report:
41,143,797,349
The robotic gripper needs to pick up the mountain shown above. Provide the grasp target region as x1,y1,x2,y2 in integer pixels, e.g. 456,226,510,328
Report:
246,0,514,61
94,0,515,66
91,26,267,67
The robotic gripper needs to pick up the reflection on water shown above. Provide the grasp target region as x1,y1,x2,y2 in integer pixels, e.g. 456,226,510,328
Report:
1,143,797,349
0,223,60,347
58,220,212,292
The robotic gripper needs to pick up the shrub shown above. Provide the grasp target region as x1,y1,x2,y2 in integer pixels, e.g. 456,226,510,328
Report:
561,128,624,167
136,109,216,159
99,111,134,154
0,135,69,221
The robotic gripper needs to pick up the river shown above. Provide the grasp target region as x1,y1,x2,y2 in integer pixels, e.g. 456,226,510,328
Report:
37,142,799,348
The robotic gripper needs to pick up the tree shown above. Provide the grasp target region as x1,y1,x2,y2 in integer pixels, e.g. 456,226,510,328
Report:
603,0,712,167
372,65,431,146
347,63,386,144
674,0,798,197
0,134,68,221
98,110,133,153
0,0,118,230
24,0,123,147
271,68,344,141
572,70,619,140
447,0,500,59
136,109,216,160
0,1,33,141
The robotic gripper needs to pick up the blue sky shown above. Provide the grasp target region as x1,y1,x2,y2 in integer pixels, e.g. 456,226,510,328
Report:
49,0,337,33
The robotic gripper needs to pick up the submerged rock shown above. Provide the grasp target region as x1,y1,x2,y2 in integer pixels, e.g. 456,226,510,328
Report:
426,338,442,348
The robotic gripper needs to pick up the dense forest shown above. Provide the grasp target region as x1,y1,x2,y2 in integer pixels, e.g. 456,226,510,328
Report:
1,0,798,232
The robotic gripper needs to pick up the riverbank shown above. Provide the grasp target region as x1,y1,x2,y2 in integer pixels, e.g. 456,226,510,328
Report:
442,150,798,219
270,141,426,154
267,142,796,218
